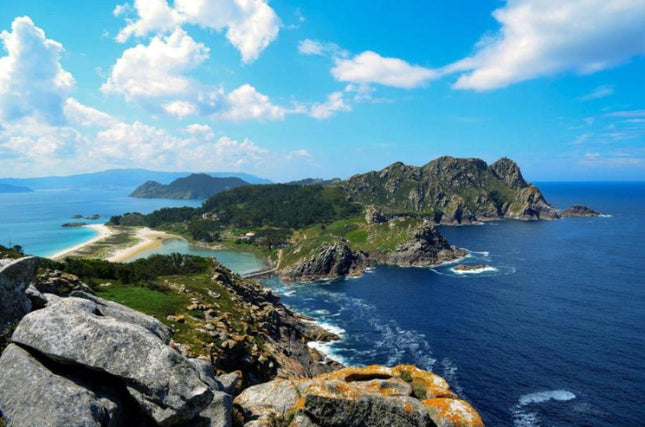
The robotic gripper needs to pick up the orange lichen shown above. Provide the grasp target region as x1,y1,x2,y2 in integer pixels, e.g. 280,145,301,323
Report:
422,398,484,427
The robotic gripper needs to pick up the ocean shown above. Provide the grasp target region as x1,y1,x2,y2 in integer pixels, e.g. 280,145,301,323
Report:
1,182,644,425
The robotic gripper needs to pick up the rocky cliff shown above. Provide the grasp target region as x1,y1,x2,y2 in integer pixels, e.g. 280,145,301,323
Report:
339,156,559,223
0,256,484,426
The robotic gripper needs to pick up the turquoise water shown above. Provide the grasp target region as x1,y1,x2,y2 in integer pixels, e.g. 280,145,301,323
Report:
0,188,201,257
128,238,266,275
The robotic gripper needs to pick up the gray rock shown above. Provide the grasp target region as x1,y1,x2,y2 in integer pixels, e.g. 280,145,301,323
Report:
186,391,233,427
282,241,369,282
0,257,38,331
0,344,120,426
216,370,244,396
70,291,172,343
12,297,212,425
189,358,220,390
25,284,47,310
234,379,304,421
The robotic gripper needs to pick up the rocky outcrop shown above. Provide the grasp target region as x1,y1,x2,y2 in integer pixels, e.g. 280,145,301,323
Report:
281,241,369,283
505,186,560,220
489,157,528,189
374,222,466,267
35,269,94,296
561,205,600,217
364,205,387,224
234,364,483,427
0,257,39,333
11,296,214,425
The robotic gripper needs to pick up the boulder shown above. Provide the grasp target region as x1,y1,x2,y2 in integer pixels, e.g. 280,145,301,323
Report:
35,269,93,296
0,256,39,332
11,296,212,425
186,391,233,427
216,370,244,396
235,365,483,427
0,344,121,426
70,290,172,343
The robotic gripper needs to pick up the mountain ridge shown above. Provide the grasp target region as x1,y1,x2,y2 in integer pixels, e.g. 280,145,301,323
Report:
130,173,250,200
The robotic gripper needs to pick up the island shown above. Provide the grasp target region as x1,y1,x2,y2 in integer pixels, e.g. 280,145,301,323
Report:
103,156,600,282
130,173,249,200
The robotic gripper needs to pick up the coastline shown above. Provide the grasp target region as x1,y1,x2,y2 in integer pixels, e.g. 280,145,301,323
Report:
49,224,113,260
48,224,183,263
107,228,184,263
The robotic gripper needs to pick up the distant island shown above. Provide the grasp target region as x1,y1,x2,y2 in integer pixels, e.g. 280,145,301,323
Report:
0,183,32,193
130,173,249,200
109,156,600,282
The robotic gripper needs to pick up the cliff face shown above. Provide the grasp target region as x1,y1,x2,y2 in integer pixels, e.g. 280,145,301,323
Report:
339,156,559,223
280,240,370,282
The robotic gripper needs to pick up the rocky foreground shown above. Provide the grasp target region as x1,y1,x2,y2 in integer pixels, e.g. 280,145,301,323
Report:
0,256,483,426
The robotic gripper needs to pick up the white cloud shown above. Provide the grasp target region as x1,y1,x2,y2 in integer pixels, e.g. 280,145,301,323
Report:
605,110,645,118
448,0,645,90
298,39,348,58
332,51,437,89
115,0,181,43
115,0,280,63
0,16,75,124
579,85,614,101
162,100,198,119
214,84,284,121
102,28,209,100
64,98,117,127
309,91,351,119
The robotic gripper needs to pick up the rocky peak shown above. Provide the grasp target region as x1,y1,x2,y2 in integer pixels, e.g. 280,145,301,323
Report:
489,157,528,189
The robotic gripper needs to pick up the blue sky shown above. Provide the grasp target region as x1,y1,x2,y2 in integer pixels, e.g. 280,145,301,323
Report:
0,0,644,181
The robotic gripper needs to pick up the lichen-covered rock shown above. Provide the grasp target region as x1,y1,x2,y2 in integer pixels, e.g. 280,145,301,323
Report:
0,257,38,332
11,296,212,425
35,269,93,296
235,365,483,427
0,344,121,426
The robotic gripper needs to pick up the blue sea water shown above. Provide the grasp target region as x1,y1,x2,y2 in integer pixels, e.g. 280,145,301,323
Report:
264,182,645,426
0,188,201,257
2,182,644,425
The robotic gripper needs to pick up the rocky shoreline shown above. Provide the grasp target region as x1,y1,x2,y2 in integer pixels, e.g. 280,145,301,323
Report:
0,255,483,426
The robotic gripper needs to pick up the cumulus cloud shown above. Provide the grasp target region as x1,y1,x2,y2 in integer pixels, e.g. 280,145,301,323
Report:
64,98,117,127
447,0,645,90
213,84,284,121
102,28,209,100
309,91,351,119
0,16,75,124
115,0,280,63
332,51,437,89
103,29,283,121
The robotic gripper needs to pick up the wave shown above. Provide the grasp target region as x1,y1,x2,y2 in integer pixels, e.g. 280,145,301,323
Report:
450,266,499,275
282,289,296,297
518,390,576,406
598,214,613,218
512,390,576,427
307,341,349,365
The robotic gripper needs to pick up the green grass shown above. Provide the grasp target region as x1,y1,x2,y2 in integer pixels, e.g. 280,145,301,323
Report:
95,284,187,319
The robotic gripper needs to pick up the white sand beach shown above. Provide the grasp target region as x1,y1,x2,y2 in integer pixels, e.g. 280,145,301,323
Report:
49,224,113,260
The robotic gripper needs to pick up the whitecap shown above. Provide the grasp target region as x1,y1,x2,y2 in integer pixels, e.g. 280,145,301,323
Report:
450,266,499,275
282,290,296,297
518,390,576,406
307,341,349,365
598,214,612,218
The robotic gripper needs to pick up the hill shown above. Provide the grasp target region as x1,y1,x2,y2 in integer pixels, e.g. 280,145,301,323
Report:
339,156,558,223
130,173,249,200
0,169,270,190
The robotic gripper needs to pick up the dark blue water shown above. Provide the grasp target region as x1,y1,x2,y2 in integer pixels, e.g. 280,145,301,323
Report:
264,182,645,426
